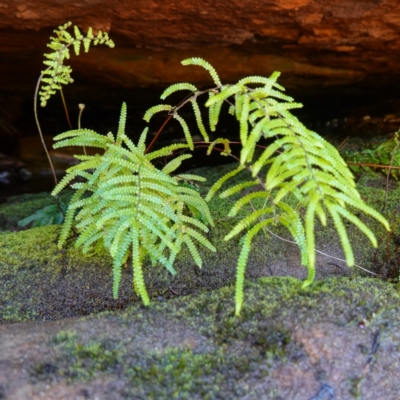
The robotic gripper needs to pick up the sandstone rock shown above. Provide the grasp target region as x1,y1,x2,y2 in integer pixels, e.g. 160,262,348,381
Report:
1,0,400,172
1,0,400,93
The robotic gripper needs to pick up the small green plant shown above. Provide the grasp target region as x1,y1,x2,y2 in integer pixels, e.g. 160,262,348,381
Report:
36,23,390,315
343,129,400,180
18,192,72,228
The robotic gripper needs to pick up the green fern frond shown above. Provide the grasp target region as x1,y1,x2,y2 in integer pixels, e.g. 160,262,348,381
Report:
228,191,271,217
143,104,173,122
160,83,198,100
206,165,245,201
177,195,214,225
238,71,281,89
184,226,216,252
190,99,209,141
189,61,390,313
162,154,192,174
110,221,132,258
326,202,355,267
173,114,194,150
53,128,113,148
183,235,203,267
179,214,209,232
175,174,206,182
52,172,79,196
277,202,308,265
234,218,275,315
205,85,243,107
219,180,259,198
335,206,378,247
225,209,274,240
239,95,251,148
136,128,148,152
208,92,224,132
57,188,85,247
132,231,148,305
53,103,215,305
144,143,190,161
181,57,222,86
116,102,128,142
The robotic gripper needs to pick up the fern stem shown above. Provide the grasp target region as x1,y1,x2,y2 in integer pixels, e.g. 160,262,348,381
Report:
145,88,219,154
34,71,58,186
78,103,87,156
60,87,72,130
145,114,173,154
263,224,378,276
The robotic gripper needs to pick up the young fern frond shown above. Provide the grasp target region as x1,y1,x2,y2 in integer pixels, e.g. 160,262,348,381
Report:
207,138,231,156
39,22,114,107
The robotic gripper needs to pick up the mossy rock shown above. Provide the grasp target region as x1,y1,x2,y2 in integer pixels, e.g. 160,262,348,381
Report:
1,165,400,398
1,165,400,323
1,276,400,399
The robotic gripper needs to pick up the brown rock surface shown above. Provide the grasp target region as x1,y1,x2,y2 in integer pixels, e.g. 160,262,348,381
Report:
1,0,400,93
1,0,400,179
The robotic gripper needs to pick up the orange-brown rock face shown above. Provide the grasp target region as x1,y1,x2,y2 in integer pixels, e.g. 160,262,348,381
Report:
1,0,400,92
0,0,400,151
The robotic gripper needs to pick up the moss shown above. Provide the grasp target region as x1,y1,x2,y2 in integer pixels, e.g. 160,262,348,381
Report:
27,276,400,399
1,167,399,323
49,330,257,398
56,337,121,380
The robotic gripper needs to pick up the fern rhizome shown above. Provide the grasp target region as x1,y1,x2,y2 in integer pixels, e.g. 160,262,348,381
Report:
37,23,390,315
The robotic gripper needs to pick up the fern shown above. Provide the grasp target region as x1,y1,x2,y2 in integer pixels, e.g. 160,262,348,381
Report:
39,29,389,315
52,103,216,303
171,59,390,315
